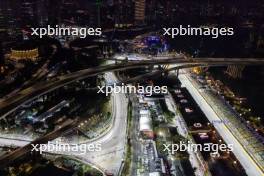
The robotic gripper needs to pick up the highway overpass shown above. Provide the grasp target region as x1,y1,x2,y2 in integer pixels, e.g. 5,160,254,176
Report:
0,73,128,175
0,119,79,168
1,57,264,119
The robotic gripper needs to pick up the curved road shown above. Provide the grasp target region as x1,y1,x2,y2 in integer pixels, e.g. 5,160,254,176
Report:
1,57,264,118
0,72,128,175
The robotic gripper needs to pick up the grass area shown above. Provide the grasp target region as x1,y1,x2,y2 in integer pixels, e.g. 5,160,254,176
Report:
78,97,112,138
121,101,132,176
154,100,195,176
159,99,175,123
54,157,103,176
164,111,175,123
2,155,103,176
101,97,112,115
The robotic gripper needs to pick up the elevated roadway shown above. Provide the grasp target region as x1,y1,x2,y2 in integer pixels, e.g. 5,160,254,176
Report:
179,73,264,176
0,59,264,174
0,119,79,168
1,57,264,118
0,73,128,175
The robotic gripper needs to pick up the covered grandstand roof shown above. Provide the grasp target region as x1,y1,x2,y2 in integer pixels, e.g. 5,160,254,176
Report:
139,113,152,132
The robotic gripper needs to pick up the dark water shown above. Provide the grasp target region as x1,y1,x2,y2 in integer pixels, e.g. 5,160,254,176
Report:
167,27,264,58
168,28,264,122
209,66,264,121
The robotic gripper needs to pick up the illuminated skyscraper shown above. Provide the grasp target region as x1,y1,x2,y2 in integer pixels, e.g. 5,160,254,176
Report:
134,0,145,25
0,1,18,32
46,0,61,25
112,0,134,27
0,42,3,65
20,0,37,26
226,66,245,79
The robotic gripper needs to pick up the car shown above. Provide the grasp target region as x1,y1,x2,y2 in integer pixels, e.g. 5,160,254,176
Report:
177,94,184,98
198,132,209,139
185,107,193,113
180,99,188,103
174,89,181,94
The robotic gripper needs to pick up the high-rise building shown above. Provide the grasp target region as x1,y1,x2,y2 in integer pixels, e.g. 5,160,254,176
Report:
80,0,135,28
0,42,4,65
18,0,49,27
20,0,38,27
0,10,6,33
46,0,61,25
60,0,78,24
145,0,157,24
134,0,146,25
59,0,93,26
0,1,22,42
36,0,48,26
111,0,134,28
0,1,18,32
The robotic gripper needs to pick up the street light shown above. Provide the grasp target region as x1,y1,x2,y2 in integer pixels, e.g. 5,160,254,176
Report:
158,130,164,137
170,155,175,161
